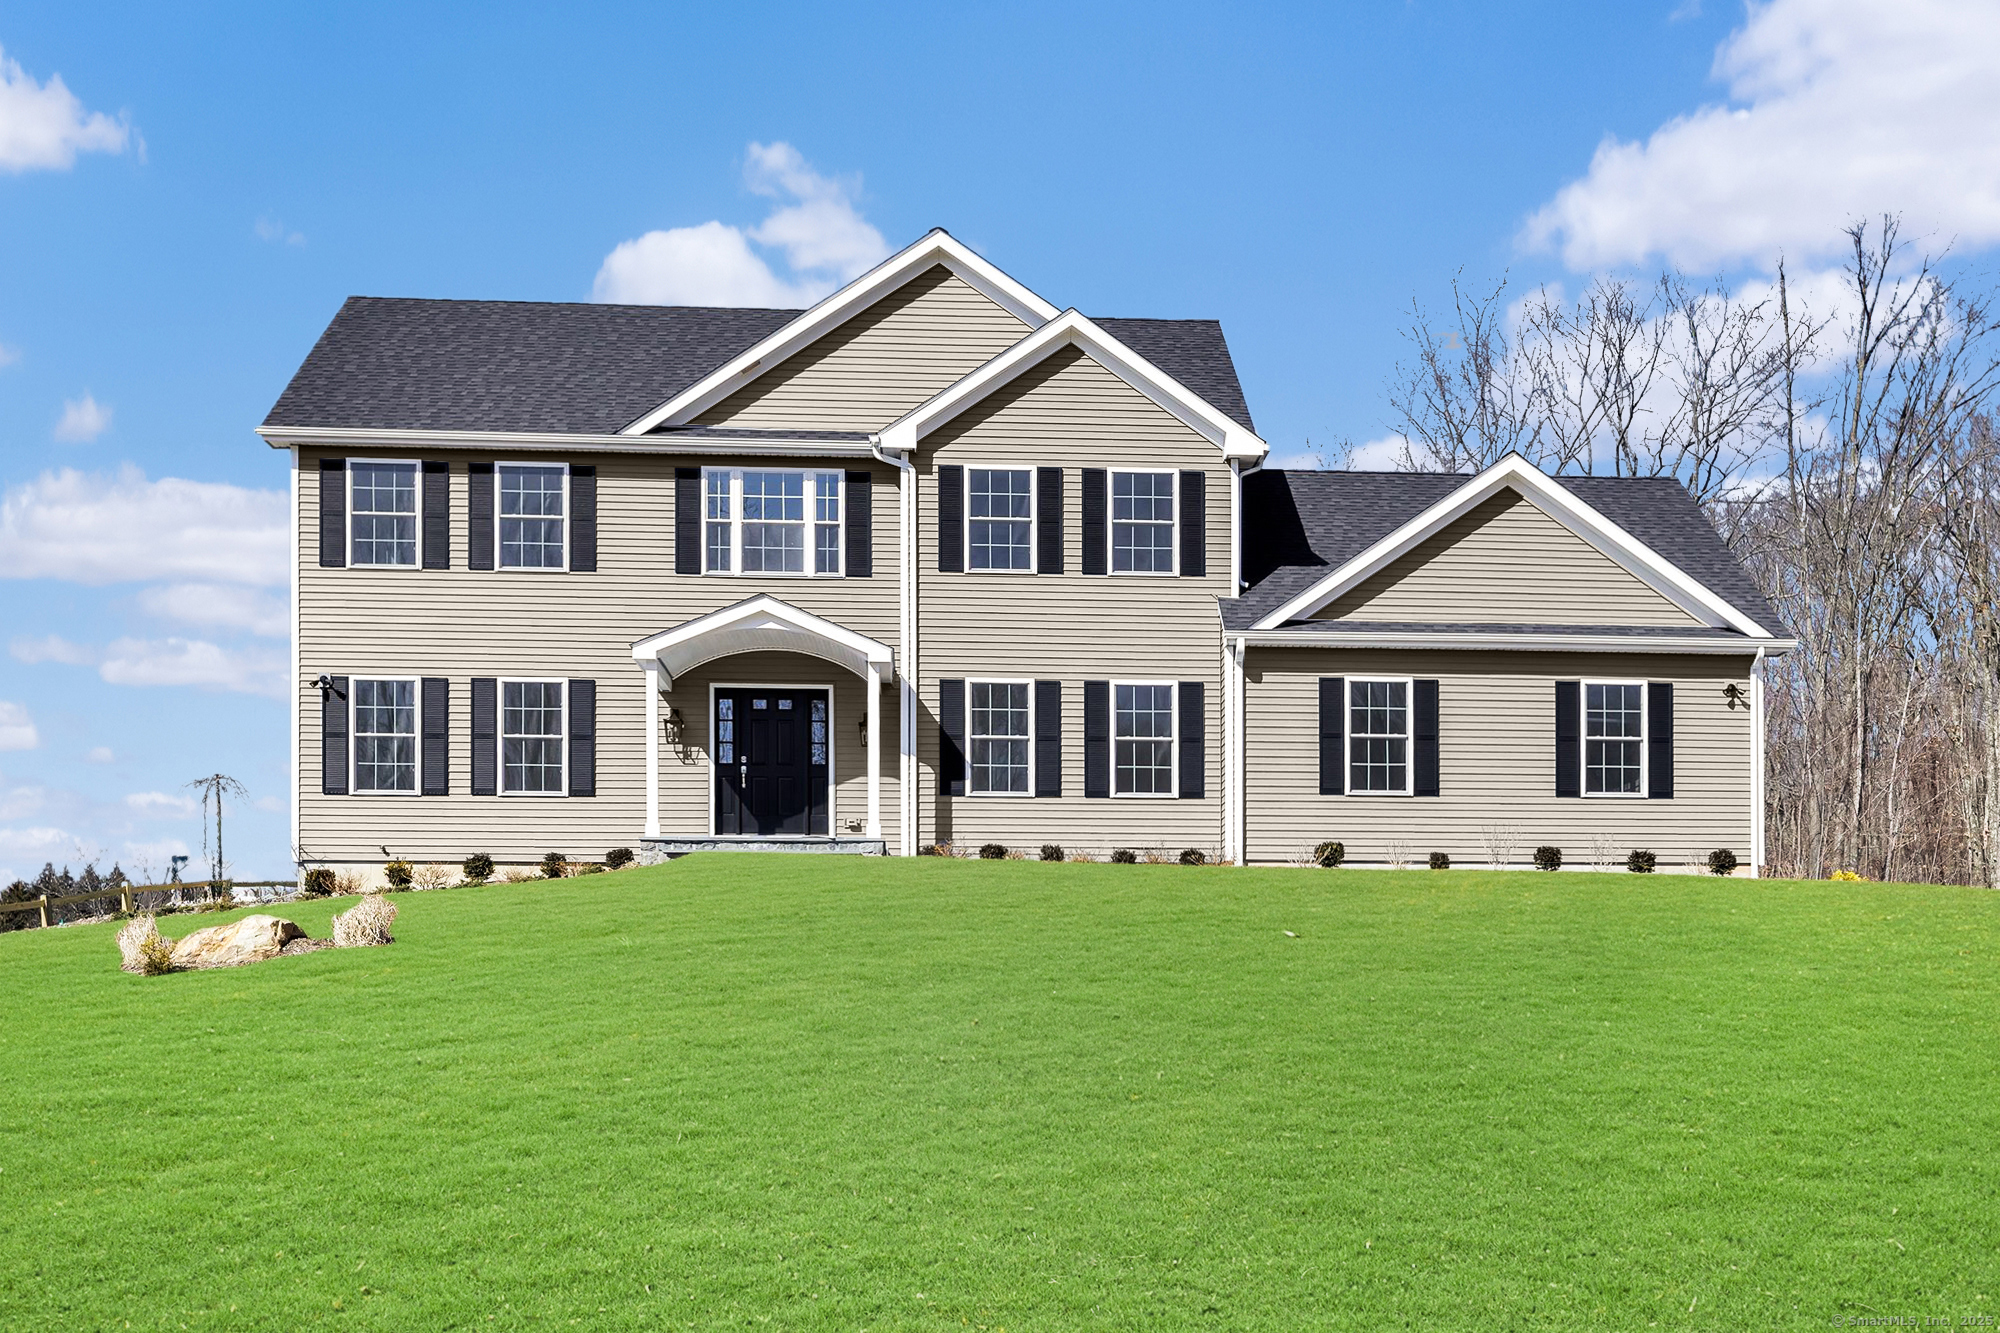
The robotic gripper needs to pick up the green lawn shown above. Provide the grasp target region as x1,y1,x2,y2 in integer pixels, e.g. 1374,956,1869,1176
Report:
1,859,1995,1329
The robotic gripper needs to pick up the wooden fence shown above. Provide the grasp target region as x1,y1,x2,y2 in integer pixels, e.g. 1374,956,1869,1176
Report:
0,880,295,929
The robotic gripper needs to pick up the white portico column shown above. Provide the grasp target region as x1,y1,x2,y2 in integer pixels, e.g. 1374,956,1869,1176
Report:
642,658,662,838
865,661,883,839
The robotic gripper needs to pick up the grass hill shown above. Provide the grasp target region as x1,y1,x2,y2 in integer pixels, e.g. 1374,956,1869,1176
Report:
1,856,1995,1328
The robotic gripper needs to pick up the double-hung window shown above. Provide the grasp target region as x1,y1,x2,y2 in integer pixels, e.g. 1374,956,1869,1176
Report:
499,464,566,569
969,681,1030,794
1111,471,1175,573
702,468,843,575
352,678,417,793
1114,682,1176,795
350,461,418,567
1349,678,1410,795
502,680,565,794
1584,681,1645,795
968,468,1032,571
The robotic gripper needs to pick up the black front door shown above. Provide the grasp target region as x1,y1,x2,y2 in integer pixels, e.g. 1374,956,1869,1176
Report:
714,689,830,836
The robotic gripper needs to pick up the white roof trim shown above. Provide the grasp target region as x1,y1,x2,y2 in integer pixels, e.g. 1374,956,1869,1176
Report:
873,309,1268,462
631,594,895,687
620,230,1061,436
1241,628,1794,656
1251,454,1771,636
256,425,876,458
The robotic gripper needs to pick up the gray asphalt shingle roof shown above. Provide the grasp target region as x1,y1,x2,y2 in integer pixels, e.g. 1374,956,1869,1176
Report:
263,297,1258,436
1227,469,1786,637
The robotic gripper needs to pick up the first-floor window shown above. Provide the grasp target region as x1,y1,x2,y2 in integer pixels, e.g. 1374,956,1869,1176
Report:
1114,682,1175,795
350,461,417,566
703,468,843,575
1349,678,1409,794
1585,681,1644,794
499,463,566,568
503,680,565,793
353,678,416,793
1112,471,1175,573
969,681,1029,794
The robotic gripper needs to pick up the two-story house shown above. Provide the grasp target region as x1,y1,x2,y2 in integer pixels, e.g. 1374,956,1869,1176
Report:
262,230,1793,877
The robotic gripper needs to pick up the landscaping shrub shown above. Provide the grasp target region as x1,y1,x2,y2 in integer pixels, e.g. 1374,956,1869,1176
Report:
576,863,605,875
1831,868,1870,881
1627,849,1657,874
604,847,635,870
978,843,1008,860
411,864,454,891
116,916,180,976
383,860,415,891
1039,844,1064,862
332,894,398,948
332,871,369,896
1429,852,1451,870
1110,848,1137,864
540,852,567,880
1179,848,1207,866
1707,847,1739,876
1534,845,1563,872
462,852,495,883
1067,850,1095,863
301,868,336,898
1312,840,1345,868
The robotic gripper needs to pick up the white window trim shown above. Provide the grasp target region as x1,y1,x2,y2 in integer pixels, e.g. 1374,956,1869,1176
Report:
700,466,846,578
1110,678,1178,798
961,463,1039,575
1346,675,1414,798
966,677,1035,797
1107,468,1179,577
494,460,571,573
346,458,423,570
498,676,568,797
350,675,421,796
705,682,839,836
1582,678,1649,799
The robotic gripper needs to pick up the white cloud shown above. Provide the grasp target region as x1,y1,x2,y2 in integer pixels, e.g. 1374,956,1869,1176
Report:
137,583,289,638
0,344,19,367
53,392,111,442
1523,0,2000,271
97,637,289,700
0,702,36,751
84,746,113,763
593,141,890,307
125,790,198,817
0,465,288,586
0,825,72,879
11,633,96,665
254,214,305,246
252,795,285,813
0,46,130,173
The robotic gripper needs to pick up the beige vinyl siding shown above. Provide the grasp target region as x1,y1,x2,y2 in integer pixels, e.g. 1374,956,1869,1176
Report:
694,266,1031,432
1242,647,1755,866
1313,489,1702,626
296,449,901,864
916,343,1230,855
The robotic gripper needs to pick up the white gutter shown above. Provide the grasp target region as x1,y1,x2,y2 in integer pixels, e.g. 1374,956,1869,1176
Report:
259,425,877,459
872,435,920,855
1239,630,1799,656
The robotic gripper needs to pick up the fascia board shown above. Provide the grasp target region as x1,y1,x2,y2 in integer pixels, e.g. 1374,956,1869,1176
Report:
1241,629,1797,655
631,593,894,665
1252,455,1767,636
619,232,1061,436
257,425,877,459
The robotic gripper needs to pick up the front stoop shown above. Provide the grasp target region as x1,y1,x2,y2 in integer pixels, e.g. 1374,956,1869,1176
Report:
640,837,887,863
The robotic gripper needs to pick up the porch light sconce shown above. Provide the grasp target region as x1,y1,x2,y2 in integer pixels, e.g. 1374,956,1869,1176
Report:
312,673,345,701
664,707,686,745
1723,682,1748,711
858,714,867,744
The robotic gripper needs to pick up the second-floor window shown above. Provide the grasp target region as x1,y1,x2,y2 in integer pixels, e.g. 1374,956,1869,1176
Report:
702,468,843,576
499,464,566,569
351,461,418,566
968,468,1032,570
1111,471,1175,573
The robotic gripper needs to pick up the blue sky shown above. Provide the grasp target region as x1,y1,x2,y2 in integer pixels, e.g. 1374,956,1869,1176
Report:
1,0,1994,882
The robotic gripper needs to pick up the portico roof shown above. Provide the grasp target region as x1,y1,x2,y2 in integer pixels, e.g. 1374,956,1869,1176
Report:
630,595,894,687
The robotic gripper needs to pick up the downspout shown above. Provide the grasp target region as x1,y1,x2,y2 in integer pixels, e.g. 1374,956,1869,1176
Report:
289,446,302,879
1752,644,1767,877
1231,634,1248,864
872,435,919,855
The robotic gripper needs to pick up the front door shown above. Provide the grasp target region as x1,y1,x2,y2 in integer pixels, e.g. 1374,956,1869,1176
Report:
714,689,830,836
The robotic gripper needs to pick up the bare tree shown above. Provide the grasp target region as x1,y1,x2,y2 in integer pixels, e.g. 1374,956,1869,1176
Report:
1386,274,1544,472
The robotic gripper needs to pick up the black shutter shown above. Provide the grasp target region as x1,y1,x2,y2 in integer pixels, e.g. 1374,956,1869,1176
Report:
938,679,965,795
318,458,345,568
1080,469,1108,575
1414,679,1440,797
467,463,494,571
1178,681,1205,798
1648,682,1674,799
1318,677,1345,795
845,469,872,576
421,677,449,796
1555,680,1581,798
422,461,449,569
1034,680,1062,797
1083,680,1110,797
471,677,497,796
1037,467,1064,574
569,466,597,572
937,465,964,572
675,467,701,573
1179,470,1206,577
321,675,349,795
568,680,596,797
